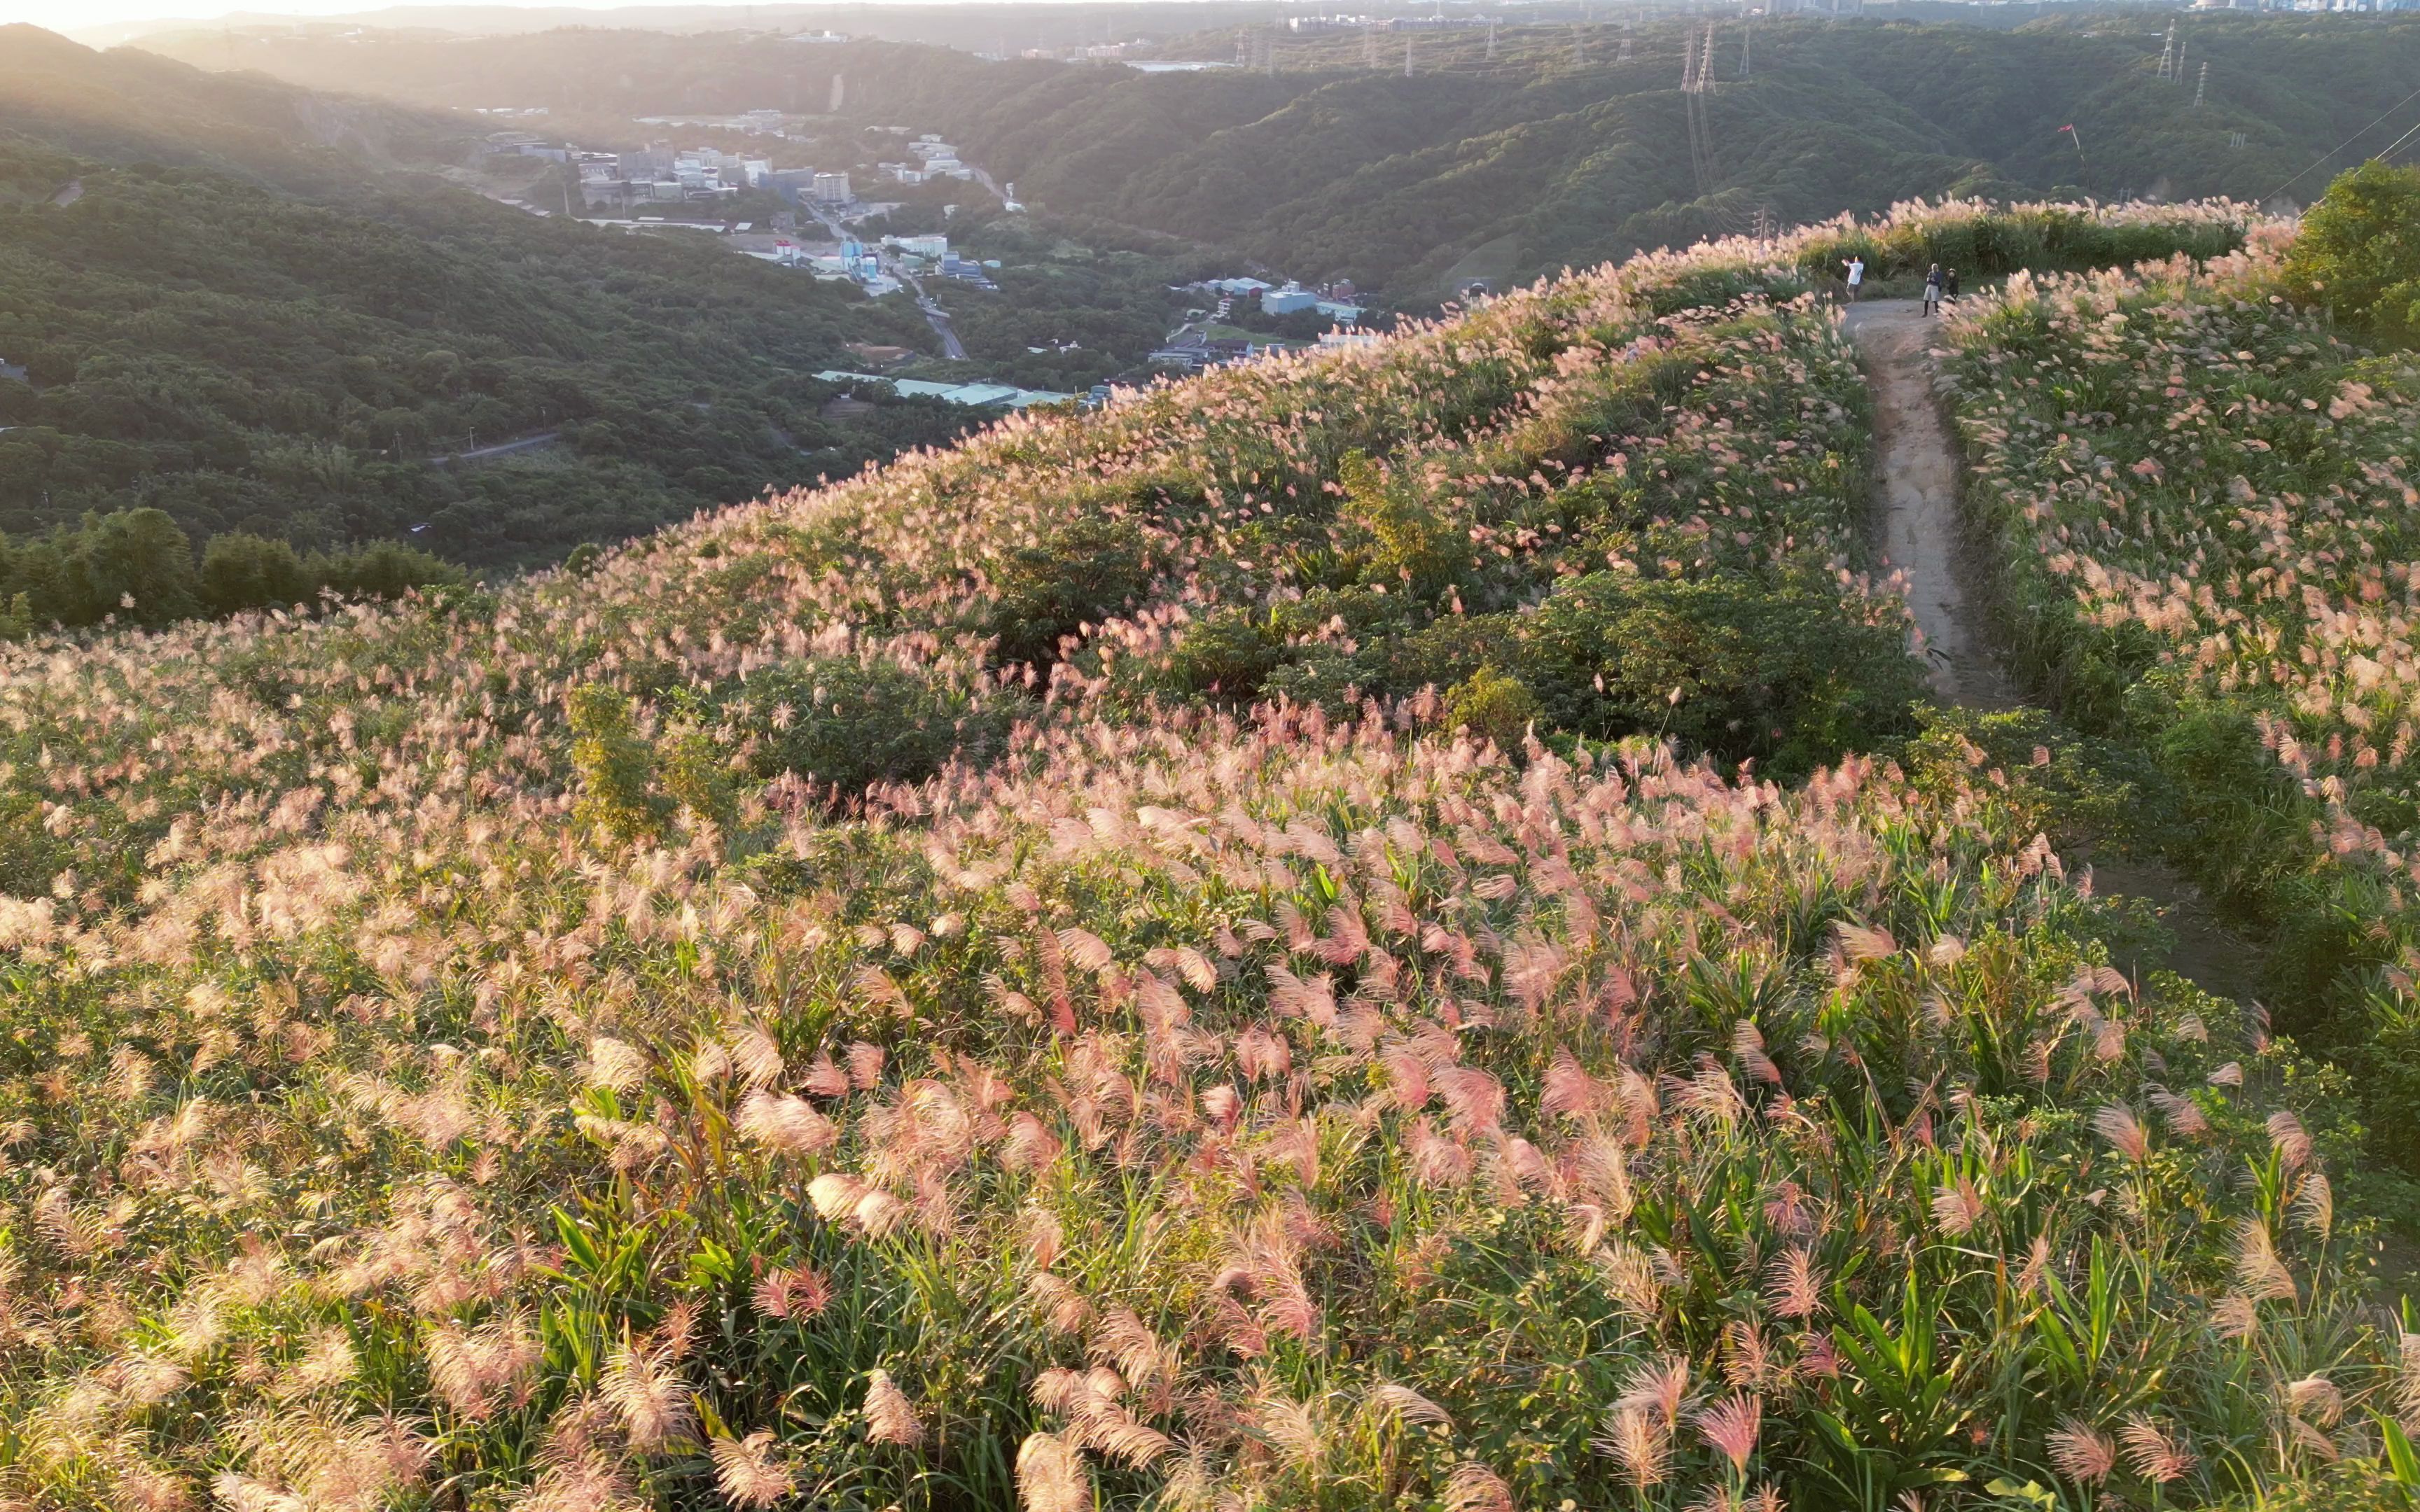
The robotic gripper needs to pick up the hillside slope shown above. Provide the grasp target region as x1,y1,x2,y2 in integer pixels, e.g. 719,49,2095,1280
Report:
1943,222,2420,1210
137,14,2420,291
0,202,2409,1512
0,27,957,581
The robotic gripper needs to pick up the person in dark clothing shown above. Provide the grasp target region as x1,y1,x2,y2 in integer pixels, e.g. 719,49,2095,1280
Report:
1944,268,1962,304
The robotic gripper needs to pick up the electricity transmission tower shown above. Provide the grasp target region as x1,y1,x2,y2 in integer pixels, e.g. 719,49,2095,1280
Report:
1683,24,1718,196
2195,60,2207,107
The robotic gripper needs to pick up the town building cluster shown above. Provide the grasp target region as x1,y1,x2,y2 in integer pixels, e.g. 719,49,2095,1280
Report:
744,231,1000,296
1283,13,1501,30
878,136,980,186
1197,276,1365,323
814,370,1074,410
576,145,773,209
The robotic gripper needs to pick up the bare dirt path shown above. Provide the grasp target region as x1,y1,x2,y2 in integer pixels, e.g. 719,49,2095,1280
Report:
1843,297,2265,1000
1844,300,2020,710
1847,298,2420,1301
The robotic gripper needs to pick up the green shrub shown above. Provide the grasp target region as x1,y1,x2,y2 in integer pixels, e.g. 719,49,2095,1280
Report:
2286,160,2420,345
310,539,464,602
730,657,1010,797
1902,704,2173,858
199,533,312,615
1164,607,1289,701
568,685,671,841
1505,571,1928,779
985,515,1155,666
1337,449,1468,592
66,507,199,626
658,723,739,828
1443,664,1539,751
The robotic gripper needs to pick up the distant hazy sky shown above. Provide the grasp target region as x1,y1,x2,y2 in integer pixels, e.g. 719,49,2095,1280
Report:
13,0,469,31
13,0,948,41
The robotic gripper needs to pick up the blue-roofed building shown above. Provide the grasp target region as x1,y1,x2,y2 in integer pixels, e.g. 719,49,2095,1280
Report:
814,371,1073,409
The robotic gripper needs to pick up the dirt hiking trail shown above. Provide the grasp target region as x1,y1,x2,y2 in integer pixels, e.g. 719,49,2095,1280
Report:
1843,298,2261,1000
1846,295,2420,1296
1844,302,2021,710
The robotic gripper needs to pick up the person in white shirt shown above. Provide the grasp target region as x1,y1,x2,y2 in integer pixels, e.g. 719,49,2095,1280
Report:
1844,255,1866,303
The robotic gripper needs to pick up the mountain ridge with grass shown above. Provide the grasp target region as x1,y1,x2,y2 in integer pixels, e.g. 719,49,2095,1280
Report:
0,195,2415,1512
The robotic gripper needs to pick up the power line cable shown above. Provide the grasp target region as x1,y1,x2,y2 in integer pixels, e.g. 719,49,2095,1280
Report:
2366,112,2420,167
2267,83,2420,201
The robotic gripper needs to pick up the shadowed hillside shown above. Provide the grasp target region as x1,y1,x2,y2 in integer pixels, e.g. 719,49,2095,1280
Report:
138,13,2420,289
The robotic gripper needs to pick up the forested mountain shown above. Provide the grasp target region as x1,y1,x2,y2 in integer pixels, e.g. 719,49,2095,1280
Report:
141,13,2420,292
0,26,961,589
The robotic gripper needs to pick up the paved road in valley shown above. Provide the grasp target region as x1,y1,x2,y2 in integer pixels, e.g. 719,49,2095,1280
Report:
434,430,562,465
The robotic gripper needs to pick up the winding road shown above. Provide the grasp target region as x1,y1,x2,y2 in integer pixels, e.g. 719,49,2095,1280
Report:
433,430,561,466
905,276,970,361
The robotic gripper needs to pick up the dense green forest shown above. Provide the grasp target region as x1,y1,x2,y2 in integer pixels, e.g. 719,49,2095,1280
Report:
144,13,2420,292
0,25,984,596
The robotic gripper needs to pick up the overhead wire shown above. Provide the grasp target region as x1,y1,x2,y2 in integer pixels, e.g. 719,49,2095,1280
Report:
2365,111,2420,169
2265,82,2420,201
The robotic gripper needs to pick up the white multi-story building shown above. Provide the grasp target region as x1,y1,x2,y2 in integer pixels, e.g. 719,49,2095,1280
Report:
812,172,853,204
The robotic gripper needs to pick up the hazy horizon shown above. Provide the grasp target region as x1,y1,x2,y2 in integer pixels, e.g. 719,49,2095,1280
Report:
16,0,1176,46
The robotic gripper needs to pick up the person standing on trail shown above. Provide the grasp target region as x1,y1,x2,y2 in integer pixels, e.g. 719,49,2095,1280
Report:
1922,263,1943,316
1944,267,1961,306
1844,254,1867,303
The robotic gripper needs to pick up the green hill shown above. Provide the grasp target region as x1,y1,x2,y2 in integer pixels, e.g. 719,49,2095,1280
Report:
0,25,963,592
0,194,2412,1512
137,13,2420,291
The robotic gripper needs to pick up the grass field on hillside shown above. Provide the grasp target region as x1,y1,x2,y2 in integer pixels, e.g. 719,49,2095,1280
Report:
1945,235,2420,1227
0,203,2410,1512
